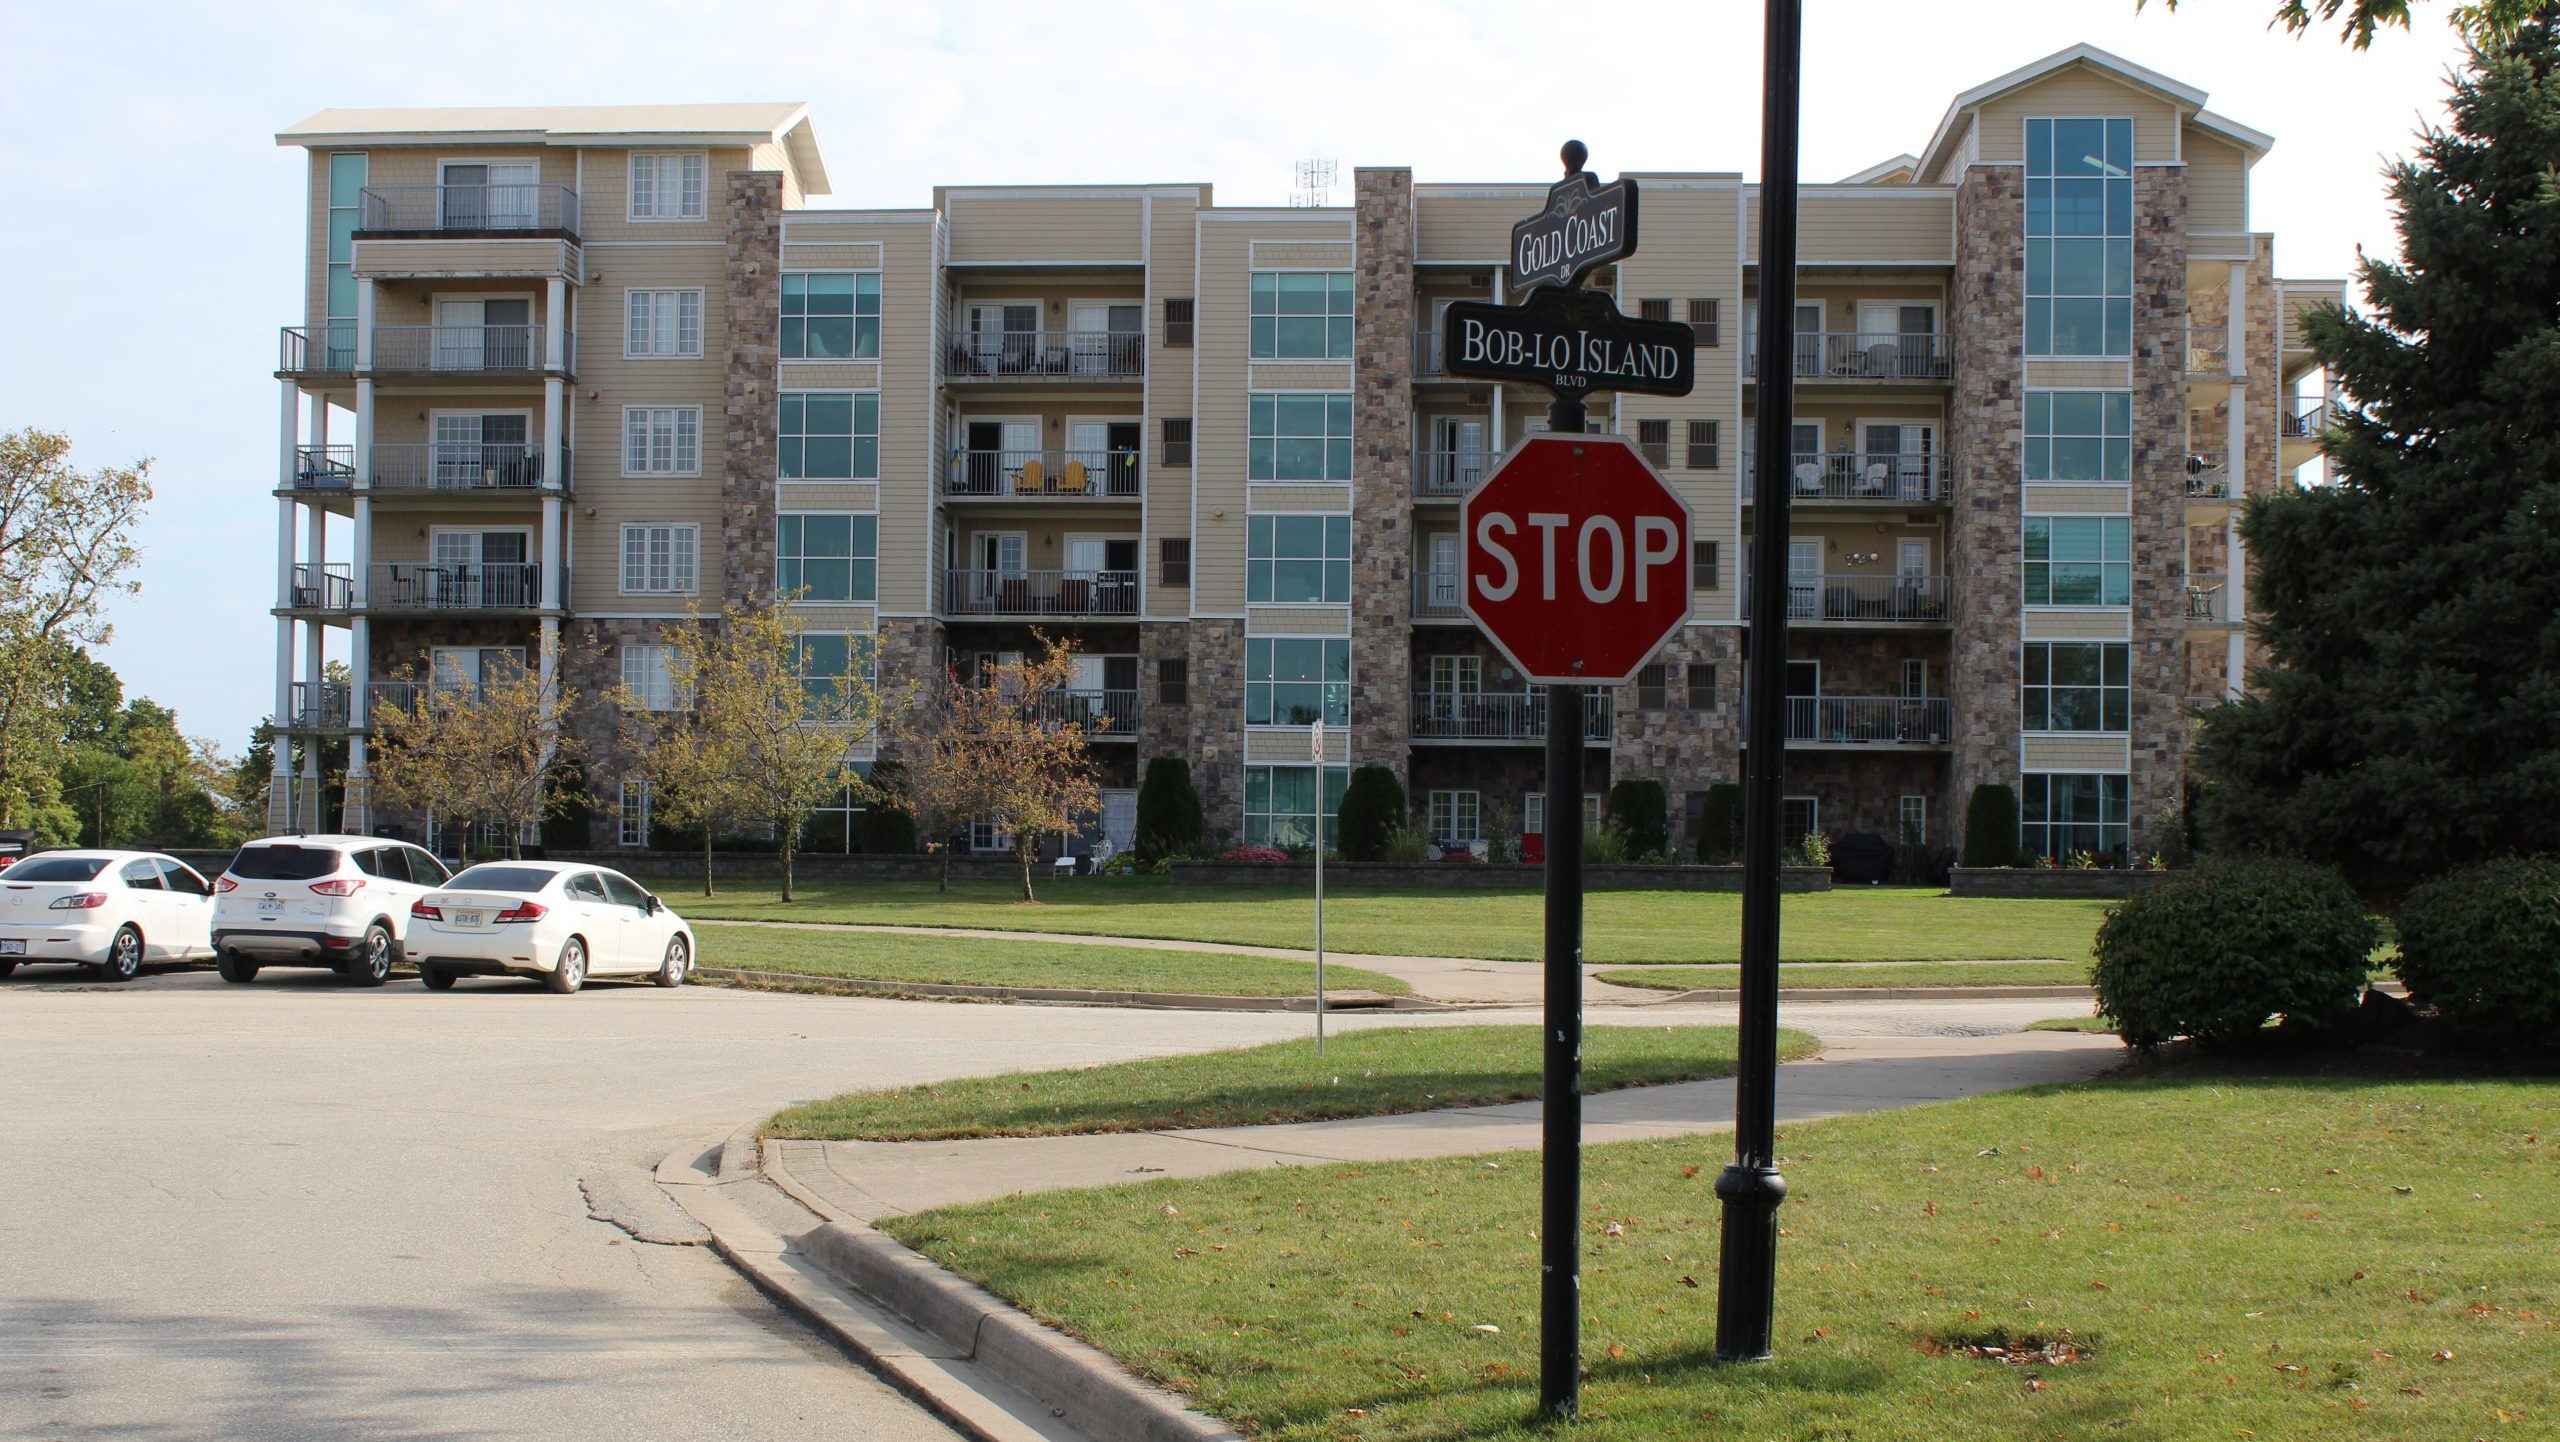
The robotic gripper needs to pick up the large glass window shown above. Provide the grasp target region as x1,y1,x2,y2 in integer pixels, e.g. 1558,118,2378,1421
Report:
2025,391,2132,483
778,514,878,602
2024,516,2132,606
629,153,707,220
1243,764,1350,851
1246,513,1351,603
620,645,683,711
793,633,879,709
1428,790,1481,848
1246,638,1349,726
2022,772,2130,861
780,392,879,481
1250,272,1354,359
782,273,881,359
620,524,699,594
1248,394,1354,481
325,153,367,368
2023,642,2131,733
625,289,703,358
2025,117,2134,358
623,407,702,475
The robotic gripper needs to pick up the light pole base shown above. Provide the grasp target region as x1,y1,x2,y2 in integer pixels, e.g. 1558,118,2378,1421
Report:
1712,1162,1789,1362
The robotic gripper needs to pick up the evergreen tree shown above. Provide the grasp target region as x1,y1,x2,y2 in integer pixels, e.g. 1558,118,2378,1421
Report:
2198,16,2560,885
1133,757,1205,863
1335,766,1406,862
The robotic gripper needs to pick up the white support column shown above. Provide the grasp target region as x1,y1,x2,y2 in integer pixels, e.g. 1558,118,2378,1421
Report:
542,378,566,612
344,286,378,836
2225,260,2247,378
269,380,300,836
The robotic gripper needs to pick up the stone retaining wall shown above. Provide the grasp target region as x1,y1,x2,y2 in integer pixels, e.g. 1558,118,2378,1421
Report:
1170,861,1833,891
1948,866,2167,898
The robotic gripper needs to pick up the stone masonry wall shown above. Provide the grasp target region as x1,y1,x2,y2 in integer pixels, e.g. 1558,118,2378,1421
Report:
1139,620,1192,767
1947,167,2027,830
723,173,783,607
1187,618,1246,847
1609,626,1742,858
2127,168,2192,856
1351,168,1417,792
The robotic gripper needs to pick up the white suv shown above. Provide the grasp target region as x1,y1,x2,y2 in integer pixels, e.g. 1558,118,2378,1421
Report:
211,836,453,986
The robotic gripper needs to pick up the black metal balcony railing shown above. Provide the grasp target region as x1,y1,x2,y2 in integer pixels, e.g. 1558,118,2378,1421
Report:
1414,330,1451,378
365,679,506,720
1739,695,1952,746
2187,327,2234,374
288,562,354,611
292,444,356,491
285,681,351,730
942,569,1139,617
943,332,1144,381
368,444,562,493
1741,451,1950,503
1416,446,1502,498
1744,331,1950,380
1026,688,1139,737
2183,572,2231,623
945,448,1141,498
367,562,543,611
1410,689,1614,743
2185,451,2233,498
369,324,568,375
357,184,581,235
279,323,356,374
1413,570,1464,619
2281,399,2336,439
1740,572,1952,623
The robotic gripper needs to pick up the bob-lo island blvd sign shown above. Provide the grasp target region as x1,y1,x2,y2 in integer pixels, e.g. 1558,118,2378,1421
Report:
1439,286,1695,397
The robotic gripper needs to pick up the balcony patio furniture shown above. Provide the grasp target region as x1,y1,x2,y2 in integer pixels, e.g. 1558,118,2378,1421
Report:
1855,461,1891,498
1057,460,1089,495
1014,458,1046,494
1792,461,1823,496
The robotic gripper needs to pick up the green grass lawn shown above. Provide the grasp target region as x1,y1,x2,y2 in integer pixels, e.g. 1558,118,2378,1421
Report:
882,1076,2558,1440
767,1023,1819,1141
2028,1014,2118,1034
668,879,2110,965
703,925,1409,999
1596,960,2093,991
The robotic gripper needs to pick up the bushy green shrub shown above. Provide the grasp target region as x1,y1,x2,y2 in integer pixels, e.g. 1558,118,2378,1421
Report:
1962,784,2021,868
1382,825,1432,863
1582,825,1628,866
1134,757,1204,862
1694,783,1743,865
2092,856,2379,1051
1335,765,1406,863
2392,856,2560,1044
1605,779,1668,861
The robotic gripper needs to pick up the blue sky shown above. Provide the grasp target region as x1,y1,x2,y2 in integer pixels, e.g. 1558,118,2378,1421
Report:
0,0,2467,751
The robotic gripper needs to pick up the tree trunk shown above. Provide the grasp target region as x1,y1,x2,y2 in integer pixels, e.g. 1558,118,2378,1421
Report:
1018,837,1036,903
702,828,715,898
938,836,950,893
780,835,796,904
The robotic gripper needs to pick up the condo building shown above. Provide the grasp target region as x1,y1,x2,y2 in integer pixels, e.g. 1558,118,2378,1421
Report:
266,45,2340,862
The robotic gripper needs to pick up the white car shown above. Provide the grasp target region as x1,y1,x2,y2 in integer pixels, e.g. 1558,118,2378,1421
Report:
211,835,453,986
0,850,217,982
406,862,693,994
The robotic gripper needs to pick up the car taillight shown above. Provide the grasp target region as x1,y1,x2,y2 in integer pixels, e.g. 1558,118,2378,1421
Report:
309,878,364,897
213,876,237,894
410,899,443,921
49,892,108,910
494,901,547,923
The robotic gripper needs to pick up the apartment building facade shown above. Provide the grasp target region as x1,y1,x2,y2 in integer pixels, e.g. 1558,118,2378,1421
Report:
266,47,2342,863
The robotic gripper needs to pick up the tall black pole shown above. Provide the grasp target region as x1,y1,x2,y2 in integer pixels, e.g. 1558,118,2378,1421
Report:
1538,391,1587,1420
1717,0,1801,1364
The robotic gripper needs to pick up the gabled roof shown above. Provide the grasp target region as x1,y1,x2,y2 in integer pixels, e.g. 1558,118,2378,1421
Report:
1915,43,2270,180
1837,153,1921,185
277,102,830,196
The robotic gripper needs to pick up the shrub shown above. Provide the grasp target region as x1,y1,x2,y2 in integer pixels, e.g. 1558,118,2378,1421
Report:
1218,845,1291,864
1694,783,1744,865
1962,784,2021,868
1605,779,1668,860
1797,830,1832,869
856,761,920,854
2392,856,2560,1044
1134,757,1205,862
1583,825,1628,866
1335,766,1407,862
1487,801,1521,864
1381,825,1432,864
2092,856,2379,1051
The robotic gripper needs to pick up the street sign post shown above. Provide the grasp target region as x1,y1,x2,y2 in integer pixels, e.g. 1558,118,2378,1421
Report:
1311,717,1327,1055
1443,141,1694,1422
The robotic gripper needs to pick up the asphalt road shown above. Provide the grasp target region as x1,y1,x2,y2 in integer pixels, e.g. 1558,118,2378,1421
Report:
0,966,1333,1442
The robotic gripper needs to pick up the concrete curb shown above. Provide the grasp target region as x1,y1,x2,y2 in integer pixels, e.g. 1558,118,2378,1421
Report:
694,965,1440,1012
1653,983,2098,1004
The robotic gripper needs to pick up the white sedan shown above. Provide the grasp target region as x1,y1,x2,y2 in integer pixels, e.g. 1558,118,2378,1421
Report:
406,861,693,994
0,850,217,982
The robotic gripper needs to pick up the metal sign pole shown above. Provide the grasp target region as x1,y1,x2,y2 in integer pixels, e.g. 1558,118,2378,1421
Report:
1312,717,1327,1055
1538,394,1587,1423
1717,0,1803,1364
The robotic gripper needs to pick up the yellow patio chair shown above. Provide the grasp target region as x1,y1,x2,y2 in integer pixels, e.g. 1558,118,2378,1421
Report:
1015,458,1046,494
1056,460,1089,495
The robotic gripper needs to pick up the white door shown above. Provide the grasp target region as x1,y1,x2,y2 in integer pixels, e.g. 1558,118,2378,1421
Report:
1788,539,1823,619
1068,304,1110,373
1100,790,1138,856
485,161,539,228
1067,420,1110,476
1065,537,1108,579
1002,419,1041,488
1898,539,1930,585
1426,532,1460,607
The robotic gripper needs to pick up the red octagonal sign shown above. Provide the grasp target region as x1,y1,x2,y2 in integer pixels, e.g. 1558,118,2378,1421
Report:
1461,434,1692,686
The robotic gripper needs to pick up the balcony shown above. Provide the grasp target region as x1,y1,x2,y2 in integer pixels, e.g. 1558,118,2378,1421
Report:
1414,329,1453,379
366,562,546,612
1740,695,1952,748
369,324,569,376
280,681,351,731
287,562,353,611
356,184,581,237
1416,447,1502,498
369,444,565,494
1410,690,1613,744
945,448,1140,499
943,332,1143,382
1026,688,1138,738
2182,571,2232,623
1740,573,1951,624
1742,451,1950,504
2186,327,2234,375
2184,450,2232,499
291,444,356,492
279,324,355,375
943,569,1139,618
2281,399,2336,439
1744,331,1950,381
1413,569,1463,620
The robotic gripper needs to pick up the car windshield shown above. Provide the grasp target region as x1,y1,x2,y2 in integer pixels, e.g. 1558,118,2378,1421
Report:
227,846,342,881
4,856,111,882
444,865,556,894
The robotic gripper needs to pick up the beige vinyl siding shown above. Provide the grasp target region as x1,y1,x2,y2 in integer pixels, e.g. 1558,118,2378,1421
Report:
2024,484,2134,514
1246,729,1350,764
786,604,877,633
1245,363,1352,391
370,507,542,565
1247,482,1351,512
2183,131,2250,236
1245,606,1351,637
1414,190,1540,265
2023,360,2133,389
1615,181,1742,623
1743,190,1956,265
778,483,879,512
1145,189,1202,618
2021,734,2133,772
573,481,723,615
304,152,332,333
365,392,553,450
863,219,938,613
2022,609,2133,641
576,145,751,247
2280,282,2348,351
778,362,883,390
950,278,1145,316
751,140,804,210
352,237,578,281
944,193,1144,266
781,241,883,269
1248,243,1352,268
1972,70,2182,165
1785,520,1943,561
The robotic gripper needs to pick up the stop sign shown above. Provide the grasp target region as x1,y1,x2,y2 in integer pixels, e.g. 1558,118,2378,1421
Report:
1461,434,1692,685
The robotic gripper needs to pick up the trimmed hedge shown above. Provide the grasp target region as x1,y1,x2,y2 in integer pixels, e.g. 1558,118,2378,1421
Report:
1134,757,1205,862
2392,856,2560,1044
1336,766,1406,863
1606,779,1668,860
1694,783,1743,865
1963,784,2021,868
2092,855,2378,1051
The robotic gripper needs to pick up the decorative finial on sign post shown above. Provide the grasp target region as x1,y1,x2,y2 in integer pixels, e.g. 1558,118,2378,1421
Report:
1560,139,1588,179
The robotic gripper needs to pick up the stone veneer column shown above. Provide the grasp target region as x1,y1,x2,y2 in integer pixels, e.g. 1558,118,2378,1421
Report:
1946,167,2027,831
723,173,782,608
2126,168,2192,856
1350,168,1416,788
1138,621,1191,764
1187,619,1246,848
1607,628,1742,858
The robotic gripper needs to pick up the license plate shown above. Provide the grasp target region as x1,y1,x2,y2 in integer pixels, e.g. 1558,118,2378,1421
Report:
452,910,486,927
0,940,25,955
256,900,286,915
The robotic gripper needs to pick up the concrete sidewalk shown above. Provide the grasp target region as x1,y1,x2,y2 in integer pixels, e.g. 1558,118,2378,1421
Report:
760,1027,2125,1224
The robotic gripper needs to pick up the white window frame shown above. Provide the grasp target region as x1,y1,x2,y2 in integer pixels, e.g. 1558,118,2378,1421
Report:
1247,391,1356,483
430,644,528,691
624,288,704,359
1901,659,1930,700
780,390,880,483
621,644,685,711
618,778,652,847
1898,794,1928,844
778,511,878,605
1245,509,1353,605
1427,790,1481,849
628,152,709,222
622,406,703,477
2023,513,2136,609
1248,270,1356,360
782,271,883,361
619,523,701,596
1782,795,1821,843
2023,388,2134,486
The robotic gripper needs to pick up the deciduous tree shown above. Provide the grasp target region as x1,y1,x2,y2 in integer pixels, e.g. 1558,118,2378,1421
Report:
895,638,1103,902
0,430,150,830
371,645,580,858
609,609,752,897
2146,0,2541,48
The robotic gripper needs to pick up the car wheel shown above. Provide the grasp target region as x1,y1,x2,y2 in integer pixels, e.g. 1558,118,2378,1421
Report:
216,952,259,984
545,937,587,995
348,925,393,987
653,935,690,988
419,964,456,991
99,925,144,983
